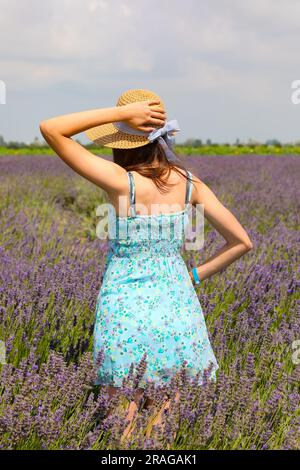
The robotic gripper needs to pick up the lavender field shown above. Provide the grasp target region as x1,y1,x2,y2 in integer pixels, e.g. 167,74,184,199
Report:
0,153,299,450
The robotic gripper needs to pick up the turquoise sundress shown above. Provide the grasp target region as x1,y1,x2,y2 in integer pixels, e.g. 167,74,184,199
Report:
93,168,219,388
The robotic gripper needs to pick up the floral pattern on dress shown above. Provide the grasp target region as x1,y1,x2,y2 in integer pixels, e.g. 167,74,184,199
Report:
93,170,219,387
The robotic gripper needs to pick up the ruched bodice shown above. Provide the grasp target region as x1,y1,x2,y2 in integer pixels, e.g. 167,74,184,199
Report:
105,203,192,259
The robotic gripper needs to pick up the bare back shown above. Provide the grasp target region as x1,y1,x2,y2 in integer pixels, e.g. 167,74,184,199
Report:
112,167,192,218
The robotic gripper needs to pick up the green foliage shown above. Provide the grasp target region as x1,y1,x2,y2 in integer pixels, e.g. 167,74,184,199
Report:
1,144,300,156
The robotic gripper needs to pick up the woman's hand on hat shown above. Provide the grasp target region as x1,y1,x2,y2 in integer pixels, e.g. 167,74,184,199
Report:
120,99,167,133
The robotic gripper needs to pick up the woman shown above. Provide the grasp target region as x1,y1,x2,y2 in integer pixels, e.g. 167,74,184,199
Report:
40,88,253,441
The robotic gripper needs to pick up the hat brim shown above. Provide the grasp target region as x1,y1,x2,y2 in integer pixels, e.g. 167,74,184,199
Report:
85,122,151,149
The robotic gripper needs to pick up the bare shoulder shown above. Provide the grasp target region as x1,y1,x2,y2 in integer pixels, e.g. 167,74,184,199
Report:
190,173,226,212
189,173,206,205
172,167,207,205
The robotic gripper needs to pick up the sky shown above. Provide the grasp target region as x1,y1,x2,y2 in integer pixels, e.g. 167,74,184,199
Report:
0,0,300,144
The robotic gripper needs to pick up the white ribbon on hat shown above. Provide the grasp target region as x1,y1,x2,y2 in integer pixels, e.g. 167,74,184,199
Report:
114,119,181,162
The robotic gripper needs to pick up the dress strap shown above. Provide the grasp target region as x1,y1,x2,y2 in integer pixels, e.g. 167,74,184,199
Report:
127,169,192,216
185,170,193,205
127,171,136,217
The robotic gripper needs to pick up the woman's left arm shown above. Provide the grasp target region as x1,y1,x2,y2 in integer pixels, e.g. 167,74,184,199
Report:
39,100,165,196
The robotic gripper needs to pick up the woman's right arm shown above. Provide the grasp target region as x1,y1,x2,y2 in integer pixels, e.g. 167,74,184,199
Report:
188,176,253,283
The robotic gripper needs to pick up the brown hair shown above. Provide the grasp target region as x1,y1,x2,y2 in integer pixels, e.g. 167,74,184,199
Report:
112,139,196,194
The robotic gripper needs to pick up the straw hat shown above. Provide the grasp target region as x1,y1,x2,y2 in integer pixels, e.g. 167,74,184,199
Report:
84,88,166,149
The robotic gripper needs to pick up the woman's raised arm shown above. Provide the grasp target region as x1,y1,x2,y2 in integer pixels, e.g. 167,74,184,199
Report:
39,100,165,197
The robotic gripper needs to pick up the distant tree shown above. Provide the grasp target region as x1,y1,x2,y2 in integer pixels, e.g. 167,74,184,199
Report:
182,138,202,147
265,139,282,147
7,140,27,148
0,135,6,146
247,138,261,147
30,136,43,147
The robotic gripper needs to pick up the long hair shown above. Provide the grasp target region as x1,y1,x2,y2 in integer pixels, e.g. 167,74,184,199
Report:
112,139,197,194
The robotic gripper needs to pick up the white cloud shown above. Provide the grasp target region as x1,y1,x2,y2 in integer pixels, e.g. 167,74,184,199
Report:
0,0,300,142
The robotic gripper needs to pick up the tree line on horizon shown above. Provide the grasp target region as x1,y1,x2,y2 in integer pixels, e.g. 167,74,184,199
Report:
1,134,299,149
